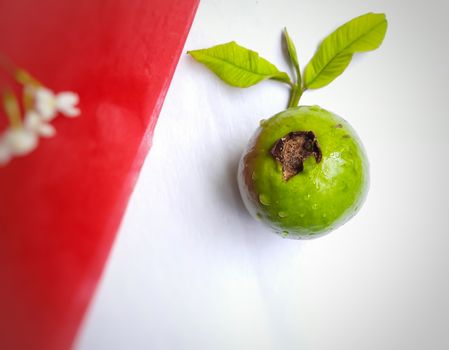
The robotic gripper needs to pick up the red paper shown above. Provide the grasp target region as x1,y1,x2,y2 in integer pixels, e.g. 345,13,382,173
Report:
0,1,198,349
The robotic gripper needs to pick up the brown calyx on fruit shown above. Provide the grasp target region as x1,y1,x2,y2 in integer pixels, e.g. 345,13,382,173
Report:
270,131,322,181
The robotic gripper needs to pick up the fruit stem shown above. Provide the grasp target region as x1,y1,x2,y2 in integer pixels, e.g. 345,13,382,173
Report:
288,85,304,108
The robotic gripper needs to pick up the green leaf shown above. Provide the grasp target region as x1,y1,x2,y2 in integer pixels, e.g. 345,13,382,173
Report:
304,13,387,89
188,41,291,88
283,28,301,85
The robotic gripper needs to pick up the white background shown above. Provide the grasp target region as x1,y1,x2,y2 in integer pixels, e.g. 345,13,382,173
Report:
77,0,449,349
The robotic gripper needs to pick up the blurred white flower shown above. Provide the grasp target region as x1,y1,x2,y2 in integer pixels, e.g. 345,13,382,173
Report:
0,72,80,166
24,111,56,138
35,87,80,120
3,127,38,157
0,112,56,166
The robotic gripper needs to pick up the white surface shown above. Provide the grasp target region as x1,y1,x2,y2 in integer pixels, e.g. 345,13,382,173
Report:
77,0,449,349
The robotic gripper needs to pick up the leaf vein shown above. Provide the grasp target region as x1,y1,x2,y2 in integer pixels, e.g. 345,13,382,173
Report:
306,19,386,87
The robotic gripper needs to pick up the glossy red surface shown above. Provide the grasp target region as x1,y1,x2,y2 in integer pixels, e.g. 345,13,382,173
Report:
0,1,198,349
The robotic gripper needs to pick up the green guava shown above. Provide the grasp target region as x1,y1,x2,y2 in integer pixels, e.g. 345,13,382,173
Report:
237,105,369,239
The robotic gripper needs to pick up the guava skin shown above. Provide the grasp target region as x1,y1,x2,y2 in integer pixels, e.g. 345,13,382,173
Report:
237,106,369,239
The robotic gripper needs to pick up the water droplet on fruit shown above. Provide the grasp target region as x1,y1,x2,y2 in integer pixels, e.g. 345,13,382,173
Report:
251,171,257,180
310,105,320,111
281,231,289,238
299,213,305,218
312,203,318,210
256,212,263,220
304,194,311,201
278,211,288,218
259,119,267,126
259,194,271,206
322,213,327,218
